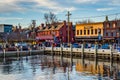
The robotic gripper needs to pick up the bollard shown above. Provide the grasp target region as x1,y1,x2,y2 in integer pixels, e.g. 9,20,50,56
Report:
20,46,23,56
70,43,73,58
94,44,98,58
43,44,45,55
70,43,73,71
94,56,98,70
94,44,98,70
3,48,6,63
17,47,20,59
110,45,113,62
81,44,84,58
51,44,54,56
29,47,31,56
60,43,63,56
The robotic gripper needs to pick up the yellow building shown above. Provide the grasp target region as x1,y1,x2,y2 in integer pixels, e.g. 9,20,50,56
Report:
75,22,103,42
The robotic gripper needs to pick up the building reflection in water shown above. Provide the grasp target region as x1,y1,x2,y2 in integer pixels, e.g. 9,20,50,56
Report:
1,55,120,80
76,59,120,80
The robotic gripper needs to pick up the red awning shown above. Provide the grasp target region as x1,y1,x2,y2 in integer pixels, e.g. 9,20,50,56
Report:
36,35,53,40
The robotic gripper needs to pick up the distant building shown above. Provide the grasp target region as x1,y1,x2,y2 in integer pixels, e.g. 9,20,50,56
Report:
36,21,75,43
0,24,13,33
103,20,120,43
75,22,103,42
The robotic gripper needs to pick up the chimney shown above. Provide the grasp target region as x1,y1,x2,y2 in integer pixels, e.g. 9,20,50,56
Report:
105,16,109,22
41,23,44,28
63,20,66,26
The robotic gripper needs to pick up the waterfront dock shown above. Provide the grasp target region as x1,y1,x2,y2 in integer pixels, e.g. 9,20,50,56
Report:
44,45,120,60
0,45,120,61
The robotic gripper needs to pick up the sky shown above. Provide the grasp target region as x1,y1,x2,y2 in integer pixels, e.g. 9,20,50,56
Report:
0,0,120,28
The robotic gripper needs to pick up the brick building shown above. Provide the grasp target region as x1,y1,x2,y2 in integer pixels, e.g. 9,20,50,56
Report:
36,21,75,44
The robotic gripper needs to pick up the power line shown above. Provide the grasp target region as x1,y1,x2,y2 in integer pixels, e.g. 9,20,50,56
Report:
71,12,120,20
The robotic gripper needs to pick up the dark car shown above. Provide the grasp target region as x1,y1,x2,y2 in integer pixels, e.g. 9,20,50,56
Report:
22,46,29,51
63,43,69,48
0,45,3,51
55,43,60,47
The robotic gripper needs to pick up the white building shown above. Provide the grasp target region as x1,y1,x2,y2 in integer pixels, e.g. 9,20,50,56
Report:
0,24,13,33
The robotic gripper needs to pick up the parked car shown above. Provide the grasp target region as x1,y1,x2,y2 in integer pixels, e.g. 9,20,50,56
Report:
101,44,109,49
55,43,60,47
7,46,17,51
16,42,29,51
22,46,29,51
63,43,69,48
72,43,80,48
0,45,3,51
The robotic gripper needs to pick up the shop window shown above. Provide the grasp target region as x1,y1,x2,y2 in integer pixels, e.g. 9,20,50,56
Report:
84,30,86,35
87,30,90,35
95,29,97,34
80,30,82,35
77,30,79,35
91,29,93,34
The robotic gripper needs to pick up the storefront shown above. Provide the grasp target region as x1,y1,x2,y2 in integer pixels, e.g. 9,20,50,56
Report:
75,22,103,43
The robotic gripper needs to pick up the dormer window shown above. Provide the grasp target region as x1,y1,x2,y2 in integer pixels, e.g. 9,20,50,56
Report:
54,26,57,28
47,25,52,29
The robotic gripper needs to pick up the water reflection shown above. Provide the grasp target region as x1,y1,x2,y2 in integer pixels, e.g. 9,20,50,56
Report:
0,55,120,80
76,59,120,80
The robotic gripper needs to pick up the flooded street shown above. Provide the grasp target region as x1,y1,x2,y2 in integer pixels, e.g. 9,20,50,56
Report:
0,54,120,80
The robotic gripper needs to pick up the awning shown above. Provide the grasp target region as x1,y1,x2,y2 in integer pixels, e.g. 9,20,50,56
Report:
36,35,53,40
103,37,115,40
76,38,98,41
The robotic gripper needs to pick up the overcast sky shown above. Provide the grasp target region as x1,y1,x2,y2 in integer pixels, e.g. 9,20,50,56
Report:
0,0,120,28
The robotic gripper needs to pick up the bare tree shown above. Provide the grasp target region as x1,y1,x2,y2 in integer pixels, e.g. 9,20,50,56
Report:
44,13,49,24
44,12,57,24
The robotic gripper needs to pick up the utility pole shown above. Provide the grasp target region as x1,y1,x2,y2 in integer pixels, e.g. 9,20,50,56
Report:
32,20,36,39
66,11,71,45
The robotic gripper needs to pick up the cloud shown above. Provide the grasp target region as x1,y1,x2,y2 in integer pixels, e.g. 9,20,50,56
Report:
74,0,99,4
33,0,77,13
0,0,77,14
97,8,115,11
0,17,23,21
0,0,26,13
109,0,120,6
